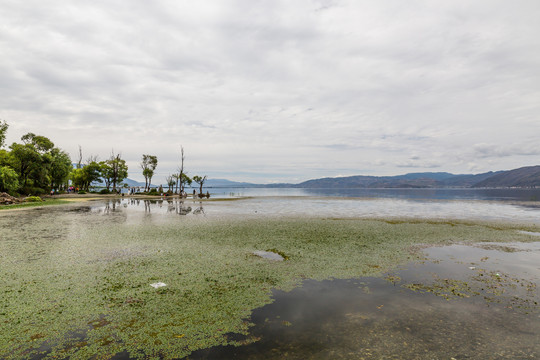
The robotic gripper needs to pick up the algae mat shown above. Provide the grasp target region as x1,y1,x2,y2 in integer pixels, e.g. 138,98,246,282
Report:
0,204,539,359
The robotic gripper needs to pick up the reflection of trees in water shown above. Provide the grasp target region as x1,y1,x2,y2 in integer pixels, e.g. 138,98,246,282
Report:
144,200,151,213
103,199,122,214
115,198,203,216
193,202,205,215
176,200,192,215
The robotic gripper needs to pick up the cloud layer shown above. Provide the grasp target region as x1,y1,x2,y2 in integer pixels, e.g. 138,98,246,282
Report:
2,0,540,183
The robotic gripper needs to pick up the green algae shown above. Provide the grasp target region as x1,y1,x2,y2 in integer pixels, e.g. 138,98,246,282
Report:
0,199,70,210
1,208,539,359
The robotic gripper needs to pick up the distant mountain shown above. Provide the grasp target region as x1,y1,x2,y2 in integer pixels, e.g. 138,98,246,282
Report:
122,178,147,187
93,166,540,190
292,173,489,189
289,168,533,189
473,166,540,188
204,178,259,188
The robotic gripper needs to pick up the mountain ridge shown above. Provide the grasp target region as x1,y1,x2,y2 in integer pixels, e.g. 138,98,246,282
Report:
203,166,540,189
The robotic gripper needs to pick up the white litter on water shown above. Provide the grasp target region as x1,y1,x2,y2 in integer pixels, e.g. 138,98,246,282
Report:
150,282,167,288
469,266,476,270
253,250,284,261
518,230,540,237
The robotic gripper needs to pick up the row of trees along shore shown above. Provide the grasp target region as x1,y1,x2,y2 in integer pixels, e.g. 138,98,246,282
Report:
0,120,207,197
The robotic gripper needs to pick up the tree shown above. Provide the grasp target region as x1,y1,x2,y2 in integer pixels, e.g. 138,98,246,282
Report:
49,148,72,190
99,161,114,190
176,146,185,194
192,175,207,196
21,133,54,153
0,120,8,148
140,154,158,192
179,173,192,193
108,152,128,191
8,132,73,194
166,174,176,193
0,166,19,194
9,142,42,188
70,160,101,191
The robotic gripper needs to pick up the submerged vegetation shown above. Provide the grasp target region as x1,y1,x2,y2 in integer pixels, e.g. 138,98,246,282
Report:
1,207,538,359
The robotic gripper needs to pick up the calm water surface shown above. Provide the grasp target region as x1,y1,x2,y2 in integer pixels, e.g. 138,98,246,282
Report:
209,187,540,201
187,242,540,359
96,194,540,224
3,194,540,359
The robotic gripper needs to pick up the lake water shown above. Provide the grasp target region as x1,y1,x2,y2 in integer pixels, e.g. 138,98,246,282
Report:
208,187,540,201
100,189,540,225
2,191,540,359
186,241,540,359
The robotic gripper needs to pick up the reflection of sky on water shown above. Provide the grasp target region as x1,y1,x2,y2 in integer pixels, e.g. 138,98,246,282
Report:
94,196,540,224
210,187,540,201
188,242,540,360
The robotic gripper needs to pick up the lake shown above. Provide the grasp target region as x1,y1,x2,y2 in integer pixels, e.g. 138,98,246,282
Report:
1,192,540,359
103,188,540,224
207,186,540,201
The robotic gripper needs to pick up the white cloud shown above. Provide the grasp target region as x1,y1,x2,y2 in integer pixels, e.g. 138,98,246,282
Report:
2,0,540,183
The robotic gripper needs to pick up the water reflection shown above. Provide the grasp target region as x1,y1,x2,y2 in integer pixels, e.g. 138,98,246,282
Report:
210,187,540,202
91,199,206,224
188,242,540,359
88,196,540,224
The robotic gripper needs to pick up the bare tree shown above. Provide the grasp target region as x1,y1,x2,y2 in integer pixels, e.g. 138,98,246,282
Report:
166,174,175,193
177,146,185,193
77,145,83,169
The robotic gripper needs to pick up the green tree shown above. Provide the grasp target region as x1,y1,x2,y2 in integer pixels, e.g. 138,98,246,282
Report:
140,154,158,192
0,166,19,194
179,173,192,193
99,161,114,190
166,174,176,192
49,148,72,190
192,175,207,196
70,161,101,191
9,142,42,189
108,152,128,192
0,120,8,148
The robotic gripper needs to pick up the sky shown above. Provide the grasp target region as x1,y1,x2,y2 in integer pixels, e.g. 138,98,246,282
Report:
1,0,540,184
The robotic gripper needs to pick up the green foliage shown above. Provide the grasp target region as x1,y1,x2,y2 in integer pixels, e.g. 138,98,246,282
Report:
7,131,71,194
100,189,111,194
23,186,46,196
78,190,87,194
24,196,43,202
49,148,72,190
147,188,159,195
140,154,158,191
0,165,19,193
0,120,7,148
192,175,207,194
71,162,101,191
1,213,536,359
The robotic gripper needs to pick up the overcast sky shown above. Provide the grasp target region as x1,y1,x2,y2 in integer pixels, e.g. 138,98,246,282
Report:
2,0,540,184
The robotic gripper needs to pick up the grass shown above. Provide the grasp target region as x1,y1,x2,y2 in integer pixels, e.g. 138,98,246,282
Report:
0,208,538,359
0,198,71,210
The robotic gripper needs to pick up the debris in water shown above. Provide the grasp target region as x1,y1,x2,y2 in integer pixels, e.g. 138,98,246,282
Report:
253,250,284,261
150,282,167,289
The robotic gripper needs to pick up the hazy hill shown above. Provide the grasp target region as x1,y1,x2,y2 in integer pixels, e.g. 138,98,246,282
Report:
294,173,491,189
292,168,532,188
473,166,540,188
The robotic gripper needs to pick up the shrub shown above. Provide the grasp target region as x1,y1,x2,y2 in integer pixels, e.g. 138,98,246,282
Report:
99,189,110,194
22,187,46,196
24,196,43,202
148,189,159,195
78,190,87,194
